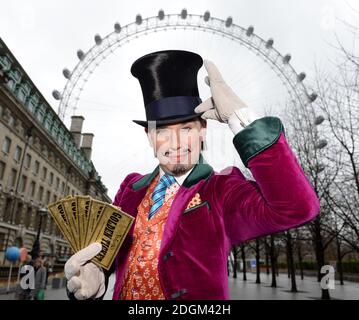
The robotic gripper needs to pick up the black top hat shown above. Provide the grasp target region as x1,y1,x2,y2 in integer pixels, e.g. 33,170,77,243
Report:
131,50,204,127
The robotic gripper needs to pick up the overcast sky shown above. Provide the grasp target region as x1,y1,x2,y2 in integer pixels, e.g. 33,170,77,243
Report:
1,0,358,200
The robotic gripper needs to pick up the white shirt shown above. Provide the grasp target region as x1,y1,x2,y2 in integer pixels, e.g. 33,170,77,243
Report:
159,165,193,186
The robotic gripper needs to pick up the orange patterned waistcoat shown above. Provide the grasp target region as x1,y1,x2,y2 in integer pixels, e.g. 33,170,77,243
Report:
119,174,180,300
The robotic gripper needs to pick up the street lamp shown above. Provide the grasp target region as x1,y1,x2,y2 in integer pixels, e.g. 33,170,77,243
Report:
30,207,48,260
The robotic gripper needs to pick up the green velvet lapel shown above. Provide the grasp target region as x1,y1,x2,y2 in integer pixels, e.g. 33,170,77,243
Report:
182,154,213,188
131,154,213,190
132,165,160,190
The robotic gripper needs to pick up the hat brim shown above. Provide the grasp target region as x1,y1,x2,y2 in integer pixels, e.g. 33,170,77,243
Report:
132,112,205,128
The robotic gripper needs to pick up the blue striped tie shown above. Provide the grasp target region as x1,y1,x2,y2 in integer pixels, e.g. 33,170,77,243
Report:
148,174,176,220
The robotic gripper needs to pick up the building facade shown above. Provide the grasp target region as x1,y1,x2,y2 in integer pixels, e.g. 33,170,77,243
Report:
0,38,111,266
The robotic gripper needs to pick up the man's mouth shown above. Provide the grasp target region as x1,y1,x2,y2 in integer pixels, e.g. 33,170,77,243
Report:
165,149,190,160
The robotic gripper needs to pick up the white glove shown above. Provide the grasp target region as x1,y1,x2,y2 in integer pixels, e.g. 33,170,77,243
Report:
195,60,252,127
64,243,105,300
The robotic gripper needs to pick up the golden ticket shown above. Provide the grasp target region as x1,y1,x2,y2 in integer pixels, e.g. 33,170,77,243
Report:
47,201,77,252
76,196,91,250
61,197,81,251
89,204,134,270
47,195,134,269
85,199,105,246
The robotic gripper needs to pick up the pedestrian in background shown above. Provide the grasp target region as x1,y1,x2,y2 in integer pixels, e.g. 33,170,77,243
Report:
32,257,46,300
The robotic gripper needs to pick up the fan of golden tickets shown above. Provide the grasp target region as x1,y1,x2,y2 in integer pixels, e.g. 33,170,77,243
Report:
47,195,134,270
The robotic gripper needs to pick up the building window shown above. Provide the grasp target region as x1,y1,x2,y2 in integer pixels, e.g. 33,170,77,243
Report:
33,160,40,175
25,206,32,228
45,191,51,204
56,177,60,190
0,233,6,252
49,172,54,186
19,175,27,193
25,153,31,168
8,116,15,127
14,202,23,225
29,181,36,197
53,194,57,203
14,146,22,162
2,198,12,222
0,161,5,180
8,168,17,188
2,136,11,154
42,167,47,180
61,182,65,194
38,186,44,202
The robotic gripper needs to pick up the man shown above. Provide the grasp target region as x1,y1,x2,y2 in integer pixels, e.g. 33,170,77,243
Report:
32,257,47,300
65,50,320,300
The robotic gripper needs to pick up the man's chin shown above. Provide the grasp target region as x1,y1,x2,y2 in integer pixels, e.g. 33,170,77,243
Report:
169,164,191,176
158,162,194,176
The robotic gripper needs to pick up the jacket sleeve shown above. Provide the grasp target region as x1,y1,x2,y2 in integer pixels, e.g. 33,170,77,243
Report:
219,116,320,245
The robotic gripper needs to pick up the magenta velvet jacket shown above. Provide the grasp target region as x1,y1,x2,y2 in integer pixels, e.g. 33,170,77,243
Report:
110,117,320,300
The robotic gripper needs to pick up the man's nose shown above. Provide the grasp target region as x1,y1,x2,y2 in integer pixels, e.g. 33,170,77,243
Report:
168,130,181,149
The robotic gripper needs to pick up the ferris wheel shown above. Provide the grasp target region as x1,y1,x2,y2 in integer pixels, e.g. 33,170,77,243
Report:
52,8,317,124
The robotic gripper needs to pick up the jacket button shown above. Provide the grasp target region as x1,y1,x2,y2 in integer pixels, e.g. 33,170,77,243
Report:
163,251,174,261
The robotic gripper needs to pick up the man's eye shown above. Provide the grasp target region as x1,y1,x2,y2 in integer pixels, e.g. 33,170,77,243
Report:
156,129,169,136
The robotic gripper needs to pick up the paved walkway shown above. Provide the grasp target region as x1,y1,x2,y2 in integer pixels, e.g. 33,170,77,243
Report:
0,272,358,300
228,272,359,300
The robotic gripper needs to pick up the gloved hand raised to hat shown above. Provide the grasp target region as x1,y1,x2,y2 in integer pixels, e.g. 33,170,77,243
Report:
194,60,252,127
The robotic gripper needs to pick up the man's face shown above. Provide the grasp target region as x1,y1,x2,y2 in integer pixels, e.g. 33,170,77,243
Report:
35,258,42,267
146,119,207,176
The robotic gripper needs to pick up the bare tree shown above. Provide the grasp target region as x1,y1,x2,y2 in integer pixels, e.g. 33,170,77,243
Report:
282,91,337,299
240,243,247,281
230,246,240,278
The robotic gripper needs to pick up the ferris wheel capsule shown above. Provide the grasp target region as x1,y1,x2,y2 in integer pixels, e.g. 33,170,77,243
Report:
297,72,306,82
266,38,274,49
94,34,102,45
181,9,188,19
114,23,121,33
283,54,291,64
314,115,325,125
246,26,254,36
52,90,61,100
62,68,71,79
203,11,210,22
225,17,233,27
309,93,318,102
158,9,165,20
136,14,142,25
77,50,85,60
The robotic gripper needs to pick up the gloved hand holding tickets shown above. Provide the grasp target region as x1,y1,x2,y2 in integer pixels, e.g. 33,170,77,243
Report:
65,243,105,300
47,195,134,271
47,195,134,300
